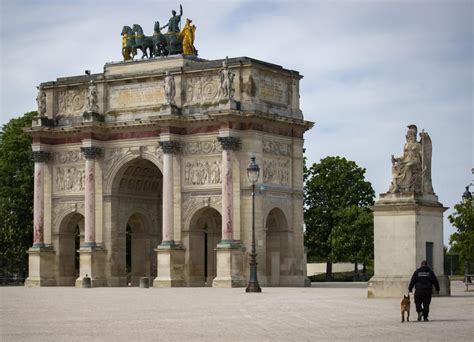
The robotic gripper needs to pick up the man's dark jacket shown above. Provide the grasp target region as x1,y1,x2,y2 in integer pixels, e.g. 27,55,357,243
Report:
408,265,440,292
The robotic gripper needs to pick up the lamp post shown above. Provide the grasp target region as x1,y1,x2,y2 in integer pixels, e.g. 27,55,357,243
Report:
246,157,262,293
462,185,472,283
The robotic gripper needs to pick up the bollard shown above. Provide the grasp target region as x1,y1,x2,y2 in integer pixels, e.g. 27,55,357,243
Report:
82,274,91,288
140,276,149,288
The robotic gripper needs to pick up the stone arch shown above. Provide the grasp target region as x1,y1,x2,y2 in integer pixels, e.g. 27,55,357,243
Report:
184,207,222,286
104,152,163,195
55,212,84,286
107,156,163,286
183,195,222,231
265,207,290,286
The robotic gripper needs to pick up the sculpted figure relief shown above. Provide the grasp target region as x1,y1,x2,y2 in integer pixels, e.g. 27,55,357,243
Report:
219,57,235,100
164,71,176,105
36,85,46,116
184,160,221,186
85,80,99,113
389,125,433,194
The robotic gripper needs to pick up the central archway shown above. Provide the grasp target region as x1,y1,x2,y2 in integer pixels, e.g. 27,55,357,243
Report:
110,157,162,286
185,207,221,286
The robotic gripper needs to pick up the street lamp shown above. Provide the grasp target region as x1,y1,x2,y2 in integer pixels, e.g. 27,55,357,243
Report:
246,157,262,293
462,185,472,282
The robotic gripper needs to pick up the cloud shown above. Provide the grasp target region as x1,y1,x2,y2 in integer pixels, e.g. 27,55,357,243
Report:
1,0,472,244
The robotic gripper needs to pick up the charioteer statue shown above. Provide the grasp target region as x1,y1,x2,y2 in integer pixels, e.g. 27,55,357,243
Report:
121,4,197,61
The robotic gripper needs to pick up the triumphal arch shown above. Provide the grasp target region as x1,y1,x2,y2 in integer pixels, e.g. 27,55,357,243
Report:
25,11,312,287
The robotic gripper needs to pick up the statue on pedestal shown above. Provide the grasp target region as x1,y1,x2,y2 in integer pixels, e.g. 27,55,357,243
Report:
36,85,46,116
85,80,99,113
219,57,235,100
164,71,176,105
389,125,433,194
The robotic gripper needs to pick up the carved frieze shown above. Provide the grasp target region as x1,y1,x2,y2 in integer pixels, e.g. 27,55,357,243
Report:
184,159,222,186
182,140,222,155
263,140,291,156
53,151,84,164
185,75,220,103
57,88,86,116
263,158,290,185
55,166,85,192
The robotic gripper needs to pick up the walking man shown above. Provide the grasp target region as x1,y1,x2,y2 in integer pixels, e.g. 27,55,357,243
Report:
408,260,440,321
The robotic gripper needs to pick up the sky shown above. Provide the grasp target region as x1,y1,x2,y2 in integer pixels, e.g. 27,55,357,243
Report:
1,0,472,245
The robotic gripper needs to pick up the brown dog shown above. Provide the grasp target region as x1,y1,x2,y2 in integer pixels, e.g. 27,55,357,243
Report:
401,294,411,322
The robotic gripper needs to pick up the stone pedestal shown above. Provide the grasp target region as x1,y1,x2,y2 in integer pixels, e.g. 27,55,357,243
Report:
212,243,246,288
160,104,180,115
368,193,450,298
153,245,185,287
24,247,56,287
75,247,107,288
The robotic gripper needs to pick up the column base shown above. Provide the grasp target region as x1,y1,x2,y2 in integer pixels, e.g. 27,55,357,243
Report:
75,246,107,288
212,242,246,288
24,246,56,287
367,275,451,298
153,244,185,288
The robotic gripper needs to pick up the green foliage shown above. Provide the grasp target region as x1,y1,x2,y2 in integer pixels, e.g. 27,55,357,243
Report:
449,199,474,264
332,206,374,265
304,156,375,265
0,112,35,278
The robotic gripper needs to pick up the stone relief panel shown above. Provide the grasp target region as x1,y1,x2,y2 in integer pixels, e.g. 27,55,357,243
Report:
263,158,290,185
52,151,86,194
57,88,87,116
182,193,222,227
55,166,85,192
183,158,222,186
263,140,291,156
259,72,289,105
109,81,165,110
185,75,220,104
182,140,222,155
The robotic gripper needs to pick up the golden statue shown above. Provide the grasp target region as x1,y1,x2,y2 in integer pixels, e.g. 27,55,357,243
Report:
179,18,197,55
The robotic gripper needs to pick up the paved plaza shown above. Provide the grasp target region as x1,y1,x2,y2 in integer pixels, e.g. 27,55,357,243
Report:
1,281,472,341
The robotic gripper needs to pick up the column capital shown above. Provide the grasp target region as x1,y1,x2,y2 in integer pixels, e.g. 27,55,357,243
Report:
80,146,102,159
32,151,52,163
159,140,181,154
217,136,240,150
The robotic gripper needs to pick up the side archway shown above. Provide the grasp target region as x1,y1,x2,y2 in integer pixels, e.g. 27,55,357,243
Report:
55,212,84,286
184,207,221,286
265,207,290,286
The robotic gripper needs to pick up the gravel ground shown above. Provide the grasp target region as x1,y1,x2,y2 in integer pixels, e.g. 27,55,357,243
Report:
1,281,472,341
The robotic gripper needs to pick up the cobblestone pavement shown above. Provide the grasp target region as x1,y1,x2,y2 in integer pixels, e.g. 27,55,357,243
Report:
1,281,472,341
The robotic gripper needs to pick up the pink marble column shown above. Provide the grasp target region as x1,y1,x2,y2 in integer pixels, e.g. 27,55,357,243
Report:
217,137,240,242
32,151,50,247
159,141,180,245
81,147,101,247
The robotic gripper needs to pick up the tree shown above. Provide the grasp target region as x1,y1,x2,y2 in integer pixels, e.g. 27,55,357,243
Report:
304,156,375,280
0,112,35,281
332,206,374,279
448,197,474,269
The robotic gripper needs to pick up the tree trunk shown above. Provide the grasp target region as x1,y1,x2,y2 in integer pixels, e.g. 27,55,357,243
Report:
353,261,359,281
325,260,333,281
